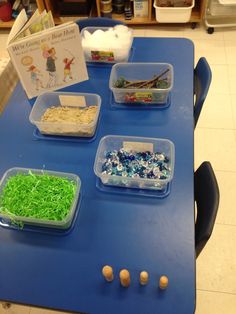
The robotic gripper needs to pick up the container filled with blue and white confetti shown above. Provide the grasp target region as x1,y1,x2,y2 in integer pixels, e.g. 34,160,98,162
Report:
94,135,175,191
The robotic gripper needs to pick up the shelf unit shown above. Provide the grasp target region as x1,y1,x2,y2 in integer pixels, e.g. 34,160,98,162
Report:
205,0,236,33
0,0,207,28
0,0,45,28
96,0,207,25
41,0,93,24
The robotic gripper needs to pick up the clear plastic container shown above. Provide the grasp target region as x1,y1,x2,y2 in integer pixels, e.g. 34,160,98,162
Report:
153,0,195,23
94,135,175,190
0,167,81,229
29,92,101,137
109,63,173,104
81,26,133,63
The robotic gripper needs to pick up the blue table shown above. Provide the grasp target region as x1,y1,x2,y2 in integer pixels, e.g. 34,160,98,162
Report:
0,37,195,314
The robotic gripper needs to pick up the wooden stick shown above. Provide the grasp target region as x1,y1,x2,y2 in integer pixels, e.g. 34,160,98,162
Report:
137,69,170,88
123,69,170,89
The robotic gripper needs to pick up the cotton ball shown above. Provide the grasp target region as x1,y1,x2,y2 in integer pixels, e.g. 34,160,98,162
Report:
121,38,131,49
83,47,91,60
83,29,92,40
81,37,86,47
115,27,132,49
92,29,105,40
103,32,116,49
105,28,115,36
113,27,132,61
81,38,92,59
88,37,100,50
113,41,129,61
114,48,128,62
114,25,129,33
82,30,95,50
113,26,131,41
112,39,120,50
102,38,112,50
82,37,91,51
117,32,132,42
104,29,116,42
127,30,133,39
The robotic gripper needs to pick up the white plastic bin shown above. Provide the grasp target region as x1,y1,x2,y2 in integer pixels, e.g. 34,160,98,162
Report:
29,92,101,137
153,0,195,23
209,0,236,16
109,62,173,104
218,0,236,4
94,135,175,191
81,26,133,63
0,167,81,229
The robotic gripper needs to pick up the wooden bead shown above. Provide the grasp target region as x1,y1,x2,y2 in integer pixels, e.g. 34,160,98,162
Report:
159,275,168,289
139,271,149,285
119,269,130,287
102,265,114,282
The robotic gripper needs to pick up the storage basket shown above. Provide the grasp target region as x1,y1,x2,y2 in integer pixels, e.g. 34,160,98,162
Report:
209,0,236,16
153,0,195,23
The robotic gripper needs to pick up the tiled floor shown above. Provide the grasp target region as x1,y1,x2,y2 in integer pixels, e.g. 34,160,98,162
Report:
1,22,236,314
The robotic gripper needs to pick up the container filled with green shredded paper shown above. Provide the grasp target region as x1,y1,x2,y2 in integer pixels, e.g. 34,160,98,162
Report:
0,168,81,230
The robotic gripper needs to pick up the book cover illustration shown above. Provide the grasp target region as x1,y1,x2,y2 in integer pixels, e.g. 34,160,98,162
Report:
7,10,88,99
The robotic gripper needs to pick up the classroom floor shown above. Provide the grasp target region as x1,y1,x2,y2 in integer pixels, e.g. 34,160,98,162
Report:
0,22,236,314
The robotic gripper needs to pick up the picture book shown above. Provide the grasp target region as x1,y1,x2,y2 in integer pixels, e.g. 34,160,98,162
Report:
7,9,88,99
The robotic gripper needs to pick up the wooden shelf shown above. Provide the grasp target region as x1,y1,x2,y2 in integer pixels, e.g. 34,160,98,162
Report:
0,20,15,28
0,0,205,29
190,8,201,22
110,10,201,25
0,0,46,29
100,0,206,26
112,14,157,25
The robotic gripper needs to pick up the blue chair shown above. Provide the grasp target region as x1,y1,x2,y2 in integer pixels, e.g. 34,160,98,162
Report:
194,57,212,128
76,17,126,31
194,161,219,258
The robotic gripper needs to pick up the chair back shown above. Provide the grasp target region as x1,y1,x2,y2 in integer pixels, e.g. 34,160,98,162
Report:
194,161,219,258
76,17,126,31
194,57,212,128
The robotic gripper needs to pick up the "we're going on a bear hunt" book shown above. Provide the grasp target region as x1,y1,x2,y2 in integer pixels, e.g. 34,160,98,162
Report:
7,9,88,99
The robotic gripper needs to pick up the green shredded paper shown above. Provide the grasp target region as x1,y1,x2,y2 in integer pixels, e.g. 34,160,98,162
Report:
0,171,77,223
